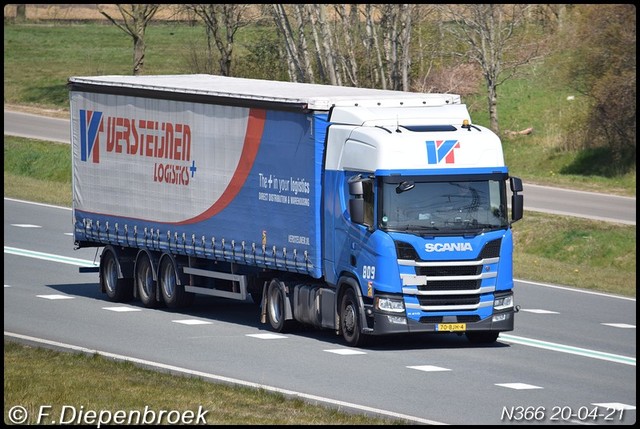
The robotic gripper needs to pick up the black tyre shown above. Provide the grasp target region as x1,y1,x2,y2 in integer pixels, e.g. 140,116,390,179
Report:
159,256,194,309
135,253,158,308
465,331,500,344
266,279,293,332
340,288,368,347
100,248,133,302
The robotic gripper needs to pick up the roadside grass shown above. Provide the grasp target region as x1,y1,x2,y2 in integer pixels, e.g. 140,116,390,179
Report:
512,212,635,297
4,135,636,298
4,341,402,425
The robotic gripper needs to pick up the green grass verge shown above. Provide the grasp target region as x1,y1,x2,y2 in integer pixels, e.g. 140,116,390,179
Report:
4,341,402,425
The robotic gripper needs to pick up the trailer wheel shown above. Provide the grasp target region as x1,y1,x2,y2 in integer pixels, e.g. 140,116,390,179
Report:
159,257,194,309
100,249,133,302
266,280,293,332
340,288,368,347
135,253,158,308
465,331,499,344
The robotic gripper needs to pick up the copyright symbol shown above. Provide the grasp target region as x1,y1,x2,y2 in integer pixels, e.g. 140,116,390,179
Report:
8,405,28,424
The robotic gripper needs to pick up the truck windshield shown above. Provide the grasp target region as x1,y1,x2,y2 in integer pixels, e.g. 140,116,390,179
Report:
379,177,508,234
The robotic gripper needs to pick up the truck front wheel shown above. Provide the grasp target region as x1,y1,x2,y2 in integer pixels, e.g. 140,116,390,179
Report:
100,249,133,302
266,279,293,333
136,253,158,308
340,288,368,347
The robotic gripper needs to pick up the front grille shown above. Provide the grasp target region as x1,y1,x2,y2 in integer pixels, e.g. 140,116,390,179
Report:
418,295,480,306
419,315,481,323
399,238,503,319
416,265,481,276
417,279,480,291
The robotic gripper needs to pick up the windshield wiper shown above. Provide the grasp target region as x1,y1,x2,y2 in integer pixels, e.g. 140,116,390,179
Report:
402,224,440,231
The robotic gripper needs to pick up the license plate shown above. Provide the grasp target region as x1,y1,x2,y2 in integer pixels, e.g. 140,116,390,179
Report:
437,323,466,332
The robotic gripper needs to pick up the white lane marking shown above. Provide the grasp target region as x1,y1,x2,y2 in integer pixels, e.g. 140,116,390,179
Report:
4,197,72,210
103,306,142,312
36,294,74,300
407,365,451,372
4,246,97,267
516,279,636,301
591,402,636,411
11,224,42,228
500,334,635,366
173,319,213,325
519,309,560,314
324,349,366,355
601,323,635,329
495,383,543,390
246,333,288,340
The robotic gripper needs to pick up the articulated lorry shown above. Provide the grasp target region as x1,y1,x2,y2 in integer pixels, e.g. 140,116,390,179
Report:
69,74,523,347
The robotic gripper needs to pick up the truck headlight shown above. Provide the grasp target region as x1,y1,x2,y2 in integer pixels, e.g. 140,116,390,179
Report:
494,294,513,311
375,297,405,313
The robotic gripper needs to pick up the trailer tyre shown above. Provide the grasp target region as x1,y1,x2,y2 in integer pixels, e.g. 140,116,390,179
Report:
136,253,159,308
266,280,293,333
159,257,194,309
340,288,368,347
100,249,133,302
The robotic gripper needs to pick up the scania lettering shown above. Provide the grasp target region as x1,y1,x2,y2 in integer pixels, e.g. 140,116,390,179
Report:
69,74,524,346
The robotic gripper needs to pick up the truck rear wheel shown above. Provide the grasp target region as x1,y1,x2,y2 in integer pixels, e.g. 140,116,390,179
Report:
135,253,158,308
266,279,293,332
340,288,368,347
159,257,194,309
100,248,133,302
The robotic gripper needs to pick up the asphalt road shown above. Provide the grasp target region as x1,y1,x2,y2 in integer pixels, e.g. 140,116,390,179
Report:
4,109,636,225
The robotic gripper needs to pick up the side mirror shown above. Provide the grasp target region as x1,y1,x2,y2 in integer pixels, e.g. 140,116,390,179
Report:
510,176,523,222
510,176,523,193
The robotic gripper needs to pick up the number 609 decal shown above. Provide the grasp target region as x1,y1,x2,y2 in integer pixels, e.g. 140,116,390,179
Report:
362,265,376,279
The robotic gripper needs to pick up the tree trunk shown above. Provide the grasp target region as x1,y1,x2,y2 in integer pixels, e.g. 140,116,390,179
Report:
133,36,145,76
16,4,26,22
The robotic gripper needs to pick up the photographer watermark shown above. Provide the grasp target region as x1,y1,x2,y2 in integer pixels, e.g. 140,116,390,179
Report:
8,405,209,426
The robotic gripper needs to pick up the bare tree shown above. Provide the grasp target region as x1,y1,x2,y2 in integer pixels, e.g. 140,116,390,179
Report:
363,4,386,89
332,4,360,87
397,4,414,91
270,4,307,82
98,4,160,76
269,4,418,90
363,4,415,91
436,4,541,133
183,4,254,76
306,5,339,85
